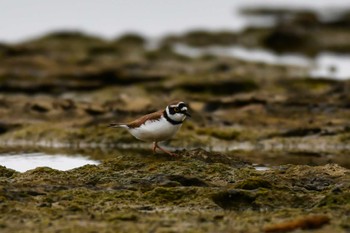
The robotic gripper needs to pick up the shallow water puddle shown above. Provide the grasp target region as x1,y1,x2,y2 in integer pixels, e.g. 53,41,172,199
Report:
0,152,100,172
174,44,350,80
253,165,270,171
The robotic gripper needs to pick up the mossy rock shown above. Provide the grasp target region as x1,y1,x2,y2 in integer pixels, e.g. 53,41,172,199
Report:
182,148,249,168
212,189,258,211
180,30,238,47
145,45,190,61
0,165,18,177
279,78,338,93
115,33,146,47
37,31,103,42
143,187,198,204
234,178,272,190
317,192,350,207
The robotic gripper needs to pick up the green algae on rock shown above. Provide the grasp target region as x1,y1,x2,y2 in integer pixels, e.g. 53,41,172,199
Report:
0,165,18,178
0,150,349,232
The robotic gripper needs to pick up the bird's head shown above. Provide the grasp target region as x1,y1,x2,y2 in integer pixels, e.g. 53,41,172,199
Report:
166,101,191,122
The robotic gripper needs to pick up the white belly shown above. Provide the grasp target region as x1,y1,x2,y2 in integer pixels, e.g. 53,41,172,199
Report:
128,118,182,142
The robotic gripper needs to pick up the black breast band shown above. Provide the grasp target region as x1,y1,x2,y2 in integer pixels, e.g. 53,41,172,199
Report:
163,111,183,125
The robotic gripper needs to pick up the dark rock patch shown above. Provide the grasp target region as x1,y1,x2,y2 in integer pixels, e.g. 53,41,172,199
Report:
212,189,258,211
278,128,322,137
177,80,258,96
166,175,208,187
0,122,21,134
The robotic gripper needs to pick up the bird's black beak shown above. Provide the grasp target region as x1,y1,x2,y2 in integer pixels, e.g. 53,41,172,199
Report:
184,111,191,117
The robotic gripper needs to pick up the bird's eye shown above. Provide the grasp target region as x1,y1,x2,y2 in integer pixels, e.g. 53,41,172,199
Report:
174,107,179,112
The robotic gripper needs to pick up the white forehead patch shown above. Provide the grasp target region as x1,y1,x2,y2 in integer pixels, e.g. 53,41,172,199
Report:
170,102,185,108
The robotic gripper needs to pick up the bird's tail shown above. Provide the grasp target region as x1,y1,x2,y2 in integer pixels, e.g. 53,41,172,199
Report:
108,122,128,128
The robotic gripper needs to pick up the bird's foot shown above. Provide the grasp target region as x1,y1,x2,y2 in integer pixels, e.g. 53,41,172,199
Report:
167,151,178,157
153,142,177,157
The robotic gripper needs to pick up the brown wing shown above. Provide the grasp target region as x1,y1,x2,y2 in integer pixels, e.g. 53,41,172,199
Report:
126,110,164,128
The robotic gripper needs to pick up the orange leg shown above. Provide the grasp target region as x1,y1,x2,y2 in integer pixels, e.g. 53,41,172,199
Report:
153,142,177,156
152,142,157,154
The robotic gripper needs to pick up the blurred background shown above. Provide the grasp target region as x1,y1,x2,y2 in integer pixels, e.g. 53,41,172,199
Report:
2,0,350,41
1,0,350,171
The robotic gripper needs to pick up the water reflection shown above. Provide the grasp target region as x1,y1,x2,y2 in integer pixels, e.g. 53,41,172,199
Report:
0,144,349,172
174,44,350,80
253,165,270,171
309,52,350,79
0,152,99,172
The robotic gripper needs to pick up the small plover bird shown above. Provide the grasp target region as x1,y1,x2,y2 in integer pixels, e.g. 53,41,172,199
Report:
109,101,190,156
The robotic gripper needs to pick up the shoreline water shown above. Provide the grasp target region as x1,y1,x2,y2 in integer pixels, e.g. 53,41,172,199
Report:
2,0,350,43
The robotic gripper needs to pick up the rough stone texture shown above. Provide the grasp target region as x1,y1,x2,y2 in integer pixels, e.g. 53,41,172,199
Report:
0,150,349,232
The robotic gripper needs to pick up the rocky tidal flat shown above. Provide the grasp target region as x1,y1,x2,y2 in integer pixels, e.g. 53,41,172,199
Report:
0,7,350,232
0,150,349,232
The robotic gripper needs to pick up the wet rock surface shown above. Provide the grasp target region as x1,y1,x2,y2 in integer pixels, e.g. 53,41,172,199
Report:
0,150,349,232
0,150,350,232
